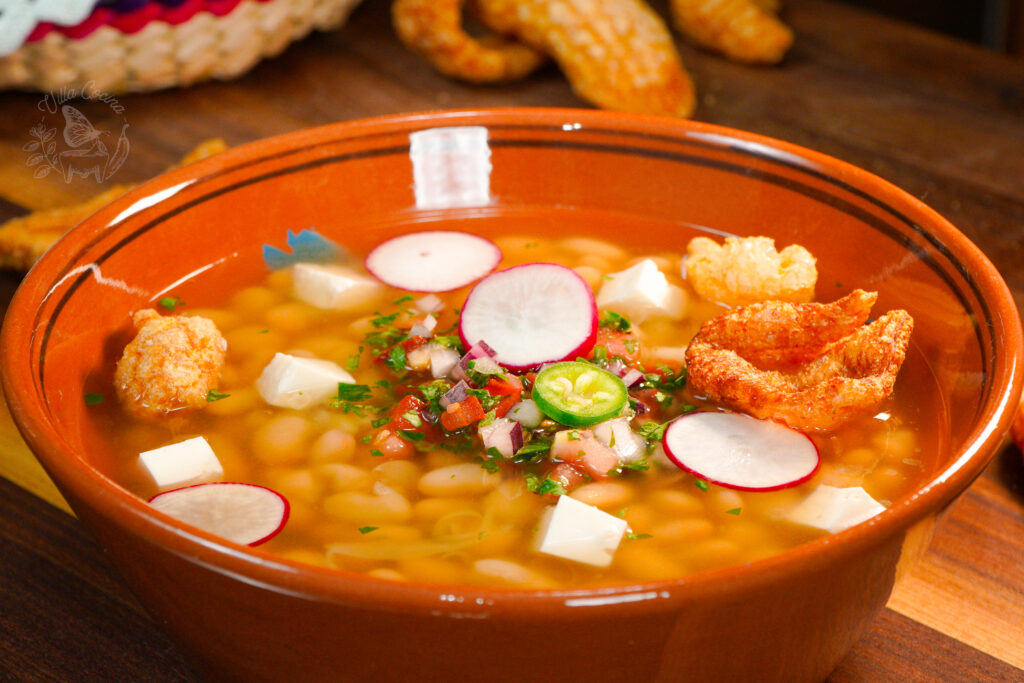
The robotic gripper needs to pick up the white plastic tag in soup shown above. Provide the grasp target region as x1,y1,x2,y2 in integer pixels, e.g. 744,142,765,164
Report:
410,126,492,209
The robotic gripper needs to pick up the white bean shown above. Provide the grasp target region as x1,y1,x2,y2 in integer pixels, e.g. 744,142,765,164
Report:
418,463,501,497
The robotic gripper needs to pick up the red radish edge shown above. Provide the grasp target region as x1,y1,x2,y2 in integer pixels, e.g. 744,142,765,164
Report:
458,262,598,371
662,412,820,492
148,482,290,547
364,231,502,292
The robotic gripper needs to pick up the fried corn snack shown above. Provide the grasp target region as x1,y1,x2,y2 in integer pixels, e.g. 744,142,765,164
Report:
473,0,696,117
685,235,817,306
685,291,914,432
670,0,793,64
0,139,228,272
392,0,546,82
115,309,228,419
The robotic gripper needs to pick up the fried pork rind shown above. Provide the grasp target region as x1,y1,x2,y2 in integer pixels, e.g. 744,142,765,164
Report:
685,235,817,306
670,0,794,64
115,310,227,419
686,290,914,432
472,0,696,117
392,0,547,82
0,139,227,272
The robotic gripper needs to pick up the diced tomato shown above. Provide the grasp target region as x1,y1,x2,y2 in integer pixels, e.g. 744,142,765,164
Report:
594,327,641,364
484,374,523,417
550,429,619,479
401,335,430,353
370,428,415,460
440,395,487,431
389,395,426,429
386,394,443,442
547,462,588,496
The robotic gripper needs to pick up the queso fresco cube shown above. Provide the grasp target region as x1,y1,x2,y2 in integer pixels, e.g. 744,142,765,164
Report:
535,495,628,568
596,259,686,323
257,353,355,410
138,436,223,490
786,485,887,534
292,263,382,311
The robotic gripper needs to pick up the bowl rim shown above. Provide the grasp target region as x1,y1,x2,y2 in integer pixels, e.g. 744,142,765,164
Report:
3,107,1021,617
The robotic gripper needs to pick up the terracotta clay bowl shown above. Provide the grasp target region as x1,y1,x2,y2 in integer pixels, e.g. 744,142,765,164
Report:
3,109,1021,683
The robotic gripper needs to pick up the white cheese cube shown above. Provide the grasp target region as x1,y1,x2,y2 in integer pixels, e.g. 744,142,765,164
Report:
592,418,646,464
257,353,355,410
596,259,686,323
535,495,628,568
292,263,382,311
139,436,223,490
787,485,887,534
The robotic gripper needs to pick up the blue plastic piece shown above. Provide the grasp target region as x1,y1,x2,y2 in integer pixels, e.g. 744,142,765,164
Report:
262,229,345,270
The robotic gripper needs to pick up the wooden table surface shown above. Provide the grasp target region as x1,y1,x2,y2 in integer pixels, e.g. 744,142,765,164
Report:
1,0,1022,680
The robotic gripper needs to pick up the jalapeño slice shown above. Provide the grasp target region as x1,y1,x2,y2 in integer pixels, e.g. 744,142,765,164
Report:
532,361,628,427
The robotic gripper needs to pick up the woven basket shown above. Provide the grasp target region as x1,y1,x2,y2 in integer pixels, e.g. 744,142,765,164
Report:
0,0,364,94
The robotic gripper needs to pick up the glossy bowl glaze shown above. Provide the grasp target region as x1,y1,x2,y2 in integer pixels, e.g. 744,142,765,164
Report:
3,109,1021,683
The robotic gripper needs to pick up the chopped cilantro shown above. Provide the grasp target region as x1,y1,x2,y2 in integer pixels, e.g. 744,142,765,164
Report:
396,429,425,442
567,430,582,441
258,329,269,334
334,383,372,402
623,339,637,355
592,346,608,363
695,479,710,492
432,335,462,350
361,435,373,444
371,312,399,328
513,439,552,463
525,473,566,496
392,295,414,305
614,508,628,517
466,387,502,411
358,526,379,534
645,365,687,394
599,311,631,332
158,296,184,312
726,507,742,515
84,392,104,406
419,380,452,416
331,383,374,415
621,459,650,471
205,389,230,402
346,353,361,371
637,420,669,443
385,346,407,374
370,448,384,457
478,446,505,473
371,417,391,428
625,532,652,540
364,327,406,350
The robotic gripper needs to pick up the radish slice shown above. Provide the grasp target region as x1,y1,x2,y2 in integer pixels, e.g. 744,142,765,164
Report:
662,412,819,491
149,482,290,546
364,231,501,292
459,263,598,371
